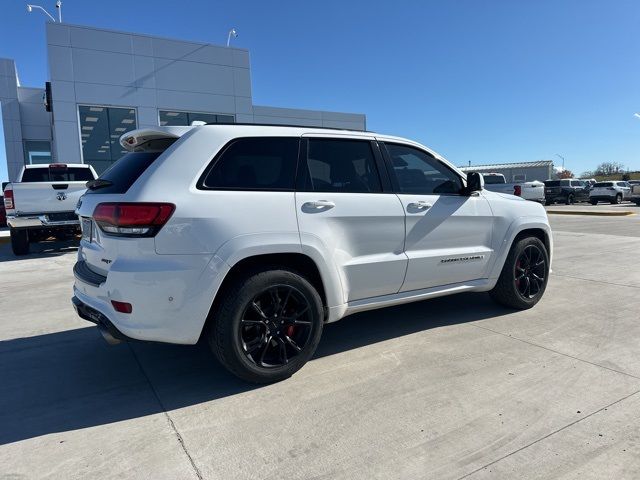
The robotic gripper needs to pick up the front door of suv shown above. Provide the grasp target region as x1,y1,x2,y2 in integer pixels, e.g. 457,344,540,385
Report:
380,142,494,292
295,136,407,302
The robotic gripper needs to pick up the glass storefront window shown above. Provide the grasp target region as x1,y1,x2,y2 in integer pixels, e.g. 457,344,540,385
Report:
23,140,52,164
79,106,137,174
159,110,235,126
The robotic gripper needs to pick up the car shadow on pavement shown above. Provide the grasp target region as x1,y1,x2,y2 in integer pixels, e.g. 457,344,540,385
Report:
0,292,509,445
0,239,79,263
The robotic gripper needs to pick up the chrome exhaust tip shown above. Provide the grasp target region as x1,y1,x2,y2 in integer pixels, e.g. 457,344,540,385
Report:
98,325,122,345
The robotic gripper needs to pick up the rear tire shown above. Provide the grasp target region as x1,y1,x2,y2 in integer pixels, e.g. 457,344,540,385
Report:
565,194,574,205
490,237,549,310
590,200,598,205
10,228,30,256
208,268,324,383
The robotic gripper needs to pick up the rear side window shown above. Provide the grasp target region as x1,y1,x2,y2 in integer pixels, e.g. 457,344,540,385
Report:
545,181,560,187
84,152,163,194
201,137,299,190
594,182,613,187
303,139,382,193
22,166,94,182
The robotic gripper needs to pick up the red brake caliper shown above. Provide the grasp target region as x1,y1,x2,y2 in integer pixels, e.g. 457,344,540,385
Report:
286,325,296,337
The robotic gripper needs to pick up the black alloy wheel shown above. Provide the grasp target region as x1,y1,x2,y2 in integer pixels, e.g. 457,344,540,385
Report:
208,268,323,383
239,285,313,368
514,245,546,300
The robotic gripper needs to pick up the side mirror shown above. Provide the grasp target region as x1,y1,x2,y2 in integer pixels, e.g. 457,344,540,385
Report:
466,172,484,194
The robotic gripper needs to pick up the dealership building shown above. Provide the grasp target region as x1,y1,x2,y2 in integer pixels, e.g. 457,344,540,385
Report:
0,22,366,180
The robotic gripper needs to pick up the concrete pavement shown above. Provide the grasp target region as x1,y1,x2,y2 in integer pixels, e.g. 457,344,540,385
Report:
0,214,639,479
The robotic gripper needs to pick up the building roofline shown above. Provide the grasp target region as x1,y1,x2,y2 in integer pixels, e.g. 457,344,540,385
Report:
46,21,249,52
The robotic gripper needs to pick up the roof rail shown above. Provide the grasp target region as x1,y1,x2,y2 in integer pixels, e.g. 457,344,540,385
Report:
203,122,373,133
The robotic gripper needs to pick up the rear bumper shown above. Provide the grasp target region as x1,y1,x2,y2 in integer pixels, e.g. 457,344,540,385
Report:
71,295,132,343
72,252,230,345
7,212,79,229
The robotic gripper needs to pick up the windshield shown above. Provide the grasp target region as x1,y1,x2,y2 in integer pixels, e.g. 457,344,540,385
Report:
544,181,560,187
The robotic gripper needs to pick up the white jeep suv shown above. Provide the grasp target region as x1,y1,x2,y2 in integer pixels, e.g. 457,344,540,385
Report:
72,124,552,383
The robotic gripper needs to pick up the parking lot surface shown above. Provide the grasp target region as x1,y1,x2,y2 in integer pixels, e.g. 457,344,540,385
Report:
1,210,639,479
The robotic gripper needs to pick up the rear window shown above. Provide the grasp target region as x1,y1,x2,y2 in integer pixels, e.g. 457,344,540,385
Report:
482,175,504,184
544,181,560,187
21,166,95,182
84,152,163,195
594,182,613,187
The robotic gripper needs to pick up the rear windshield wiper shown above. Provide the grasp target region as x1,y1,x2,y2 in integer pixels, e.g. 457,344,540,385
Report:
86,179,113,190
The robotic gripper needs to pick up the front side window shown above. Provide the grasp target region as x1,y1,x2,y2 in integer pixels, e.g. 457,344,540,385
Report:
23,140,52,164
304,139,382,193
79,106,137,174
159,110,235,126
385,143,462,195
201,137,299,190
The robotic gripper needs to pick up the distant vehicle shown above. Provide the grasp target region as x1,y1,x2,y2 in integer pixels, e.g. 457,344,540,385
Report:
481,173,545,203
0,195,6,227
3,163,98,255
628,180,640,187
72,124,552,383
579,178,597,187
544,179,591,205
589,181,632,205
630,183,640,206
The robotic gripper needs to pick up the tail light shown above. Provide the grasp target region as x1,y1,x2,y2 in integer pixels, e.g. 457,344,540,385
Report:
4,188,14,210
513,185,522,196
93,202,175,237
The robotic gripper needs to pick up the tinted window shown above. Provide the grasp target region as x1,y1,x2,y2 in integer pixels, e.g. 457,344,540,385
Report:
594,182,613,187
571,181,584,187
22,166,95,182
85,152,163,194
385,143,462,195
483,174,504,184
545,181,560,187
304,139,382,193
560,180,571,186
202,137,299,190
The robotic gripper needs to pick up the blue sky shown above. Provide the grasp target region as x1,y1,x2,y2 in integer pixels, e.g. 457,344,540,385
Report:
1,0,638,181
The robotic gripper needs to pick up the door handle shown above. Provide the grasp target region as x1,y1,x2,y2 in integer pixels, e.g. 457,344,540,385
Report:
408,201,432,210
303,200,335,209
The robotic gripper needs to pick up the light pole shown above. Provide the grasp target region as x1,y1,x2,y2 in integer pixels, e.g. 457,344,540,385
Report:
227,28,238,47
55,0,62,23
555,154,565,170
27,3,56,22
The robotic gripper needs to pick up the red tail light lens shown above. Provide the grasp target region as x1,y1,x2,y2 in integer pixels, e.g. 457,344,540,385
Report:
4,189,14,210
111,300,133,314
513,185,522,196
93,202,175,237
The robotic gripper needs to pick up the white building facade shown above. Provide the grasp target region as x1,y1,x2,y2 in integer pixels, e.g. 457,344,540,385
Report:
0,23,366,180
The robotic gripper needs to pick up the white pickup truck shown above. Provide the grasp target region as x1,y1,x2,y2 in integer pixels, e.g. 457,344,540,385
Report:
3,163,97,255
481,173,545,203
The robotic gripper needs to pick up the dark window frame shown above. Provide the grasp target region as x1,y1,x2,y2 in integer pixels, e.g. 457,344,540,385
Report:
379,142,465,196
197,136,301,192
295,137,389,194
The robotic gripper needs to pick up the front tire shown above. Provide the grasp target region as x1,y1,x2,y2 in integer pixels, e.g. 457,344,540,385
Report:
565,194,574,205
208,268,324,383
10,228,30,256
490,237,549,310
590,199,598,205
612,194,622,204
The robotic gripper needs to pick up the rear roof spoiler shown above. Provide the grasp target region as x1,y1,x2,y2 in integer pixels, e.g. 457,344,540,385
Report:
120,127,193,152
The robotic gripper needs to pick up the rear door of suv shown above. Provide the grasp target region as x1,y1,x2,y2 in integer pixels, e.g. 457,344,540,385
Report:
295,135,407,302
